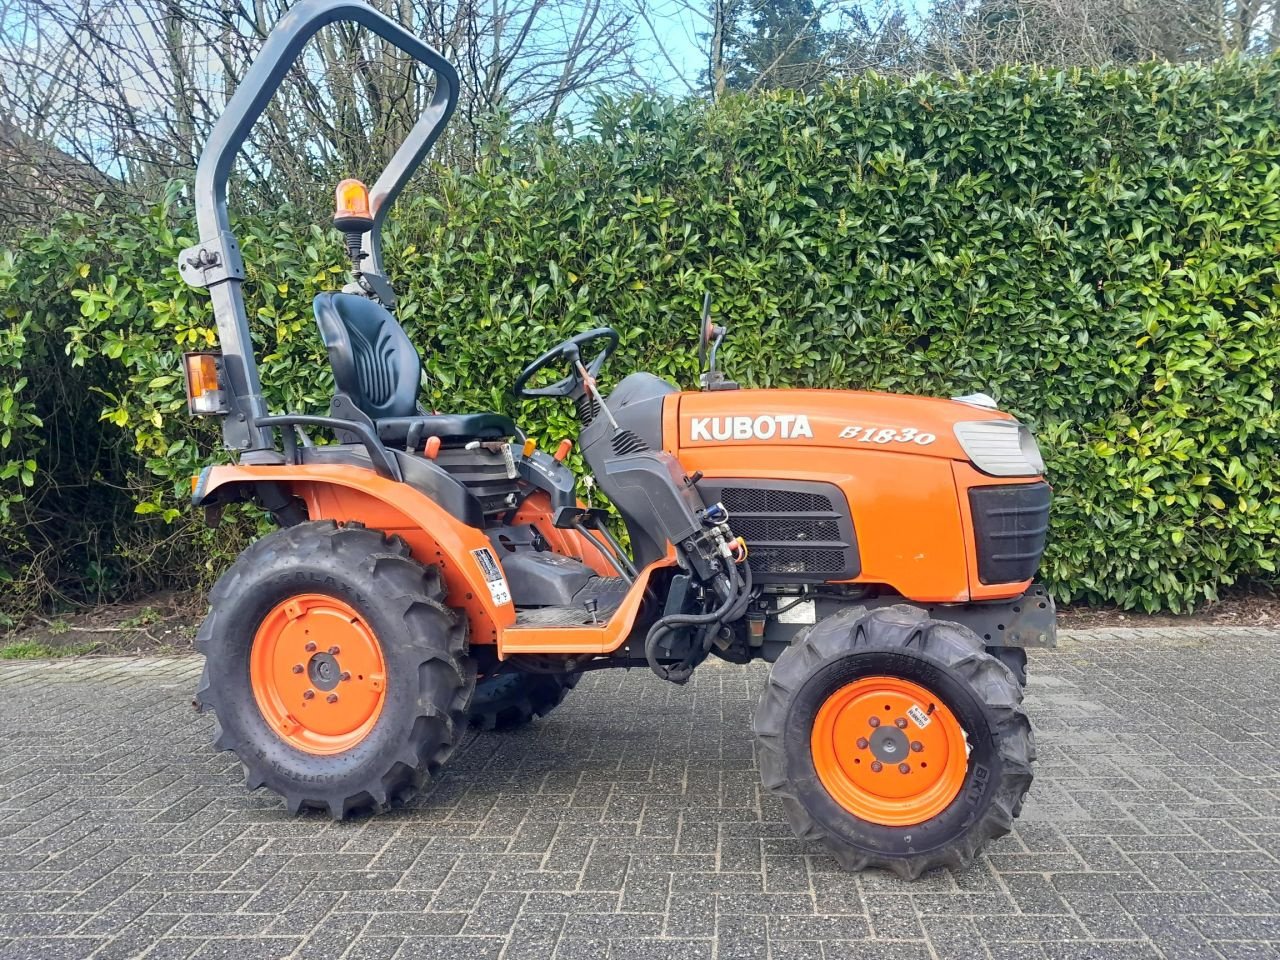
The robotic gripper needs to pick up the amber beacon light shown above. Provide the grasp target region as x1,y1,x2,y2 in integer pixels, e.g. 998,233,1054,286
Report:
333,178,373,232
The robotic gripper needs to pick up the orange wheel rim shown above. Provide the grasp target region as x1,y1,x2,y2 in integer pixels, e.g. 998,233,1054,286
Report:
810,676,968,827
250,594,386,755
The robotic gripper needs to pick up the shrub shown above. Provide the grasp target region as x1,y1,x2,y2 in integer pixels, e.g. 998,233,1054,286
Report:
4,56,1280,616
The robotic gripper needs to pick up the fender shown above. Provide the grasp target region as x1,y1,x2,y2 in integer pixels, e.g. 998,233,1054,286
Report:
194,463,516,643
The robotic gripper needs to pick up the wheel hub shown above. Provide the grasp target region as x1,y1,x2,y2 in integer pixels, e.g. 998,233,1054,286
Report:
869,725,909,763
308,652,341,691
250,594,387,755
810,675,969,827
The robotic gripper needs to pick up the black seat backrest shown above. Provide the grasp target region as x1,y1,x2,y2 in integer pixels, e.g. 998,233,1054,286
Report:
313,292,420,421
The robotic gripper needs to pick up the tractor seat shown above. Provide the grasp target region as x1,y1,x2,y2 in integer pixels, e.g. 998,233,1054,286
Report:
313,292,517,447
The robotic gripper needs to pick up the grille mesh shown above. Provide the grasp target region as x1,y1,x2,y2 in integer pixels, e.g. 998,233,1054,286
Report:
748,546,846,575
731,517,842,543
711,482,856,581
721,488,832,514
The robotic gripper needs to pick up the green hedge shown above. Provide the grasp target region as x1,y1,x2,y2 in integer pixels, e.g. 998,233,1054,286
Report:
5,57,1280,619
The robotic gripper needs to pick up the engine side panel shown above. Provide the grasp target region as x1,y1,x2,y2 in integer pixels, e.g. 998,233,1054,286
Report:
669,449,972,603
666,390,1034,603
671,388,1013,460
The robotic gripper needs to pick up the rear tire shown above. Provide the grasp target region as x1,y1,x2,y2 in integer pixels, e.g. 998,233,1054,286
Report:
754,604,1033,879
470,670,581,731
195,521,474,819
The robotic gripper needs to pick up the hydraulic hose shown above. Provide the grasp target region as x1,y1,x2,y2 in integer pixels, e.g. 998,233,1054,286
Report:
722,559,754,623
645,560,749,683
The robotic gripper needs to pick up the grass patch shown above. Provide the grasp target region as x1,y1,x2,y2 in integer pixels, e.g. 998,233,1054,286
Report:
0,641,96,660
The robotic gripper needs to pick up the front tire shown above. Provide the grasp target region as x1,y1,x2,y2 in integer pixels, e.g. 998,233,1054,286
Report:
195,521,474,819
754,604,1033,878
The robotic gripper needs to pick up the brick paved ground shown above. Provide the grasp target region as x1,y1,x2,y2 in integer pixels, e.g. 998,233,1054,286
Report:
0,627,1278,960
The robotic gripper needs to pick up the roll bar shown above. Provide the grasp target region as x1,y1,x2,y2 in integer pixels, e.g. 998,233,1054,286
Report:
178,0,459,452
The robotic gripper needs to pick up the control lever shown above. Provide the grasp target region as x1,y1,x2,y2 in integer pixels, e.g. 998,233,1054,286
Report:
576,358,618,430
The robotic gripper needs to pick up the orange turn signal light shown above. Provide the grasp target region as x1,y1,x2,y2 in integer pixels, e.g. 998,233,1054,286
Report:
183,352,228,416
334,178,373,230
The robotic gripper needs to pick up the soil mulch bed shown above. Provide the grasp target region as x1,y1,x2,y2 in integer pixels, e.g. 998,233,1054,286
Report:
2,593,201,659
1059,585,1280,629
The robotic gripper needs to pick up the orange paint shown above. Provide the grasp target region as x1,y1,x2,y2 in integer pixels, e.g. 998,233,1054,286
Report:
674,389,1012,460
810,676,968,826
499,555,675,656
200,464,514,643
203,382,1044,661
669,391,1034,603
508,491,617,578
250,594,386,754
951,461,1041,600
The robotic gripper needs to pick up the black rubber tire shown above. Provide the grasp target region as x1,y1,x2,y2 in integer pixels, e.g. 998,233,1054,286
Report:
754,604,1034,879
470,670,581,731
194,521,474,819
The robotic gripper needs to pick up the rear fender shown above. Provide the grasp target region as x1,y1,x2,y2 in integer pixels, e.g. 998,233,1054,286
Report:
195,464,516,643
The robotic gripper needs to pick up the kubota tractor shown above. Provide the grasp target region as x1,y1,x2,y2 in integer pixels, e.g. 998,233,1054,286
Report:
182,0,1054,878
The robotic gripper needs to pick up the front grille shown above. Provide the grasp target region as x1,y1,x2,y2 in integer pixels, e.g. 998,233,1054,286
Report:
969,482,1051,584
700,480,859,582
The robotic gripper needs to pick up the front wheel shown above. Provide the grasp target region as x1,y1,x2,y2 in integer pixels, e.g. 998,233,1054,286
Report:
754,604,1033,878
195,521,474,819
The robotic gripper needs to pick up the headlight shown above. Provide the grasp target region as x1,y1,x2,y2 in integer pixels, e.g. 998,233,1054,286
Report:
953,421,1045,477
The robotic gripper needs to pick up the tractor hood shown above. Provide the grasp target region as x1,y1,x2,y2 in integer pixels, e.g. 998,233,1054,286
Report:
673,389,1018,462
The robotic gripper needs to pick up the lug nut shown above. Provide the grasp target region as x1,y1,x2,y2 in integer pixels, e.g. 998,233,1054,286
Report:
899,763,910,774
895,717,908,729
870,761,883,772
291,664,303,674
328,645,340,655
855,737,869,749
868,716,880,728
302,689,315,700
911,741,924,752
340,671,351,682
305,641,317,652
326,693,338,704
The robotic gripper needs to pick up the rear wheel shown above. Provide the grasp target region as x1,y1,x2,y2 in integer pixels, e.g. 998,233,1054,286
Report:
195,521,474,819
470,670,581,731
754,604,1033,878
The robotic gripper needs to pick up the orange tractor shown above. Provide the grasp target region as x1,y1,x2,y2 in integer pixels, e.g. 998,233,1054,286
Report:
182,0,1053,878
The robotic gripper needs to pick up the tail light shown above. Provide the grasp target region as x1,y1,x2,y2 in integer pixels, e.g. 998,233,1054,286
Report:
183,351,229,416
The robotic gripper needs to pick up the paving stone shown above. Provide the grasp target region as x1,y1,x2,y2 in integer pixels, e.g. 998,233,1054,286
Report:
0,629,1276,958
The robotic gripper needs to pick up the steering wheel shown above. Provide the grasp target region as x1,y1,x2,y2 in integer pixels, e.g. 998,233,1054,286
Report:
513,327,620,398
